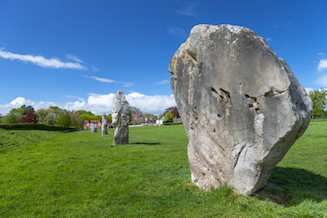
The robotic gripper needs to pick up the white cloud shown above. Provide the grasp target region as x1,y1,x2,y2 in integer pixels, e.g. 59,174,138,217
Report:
265,37,273,42
87,93,115,106
0,97,55,115
0,49,87,70
155,79,170,85
82,74,116,83
66,54,83,63
90,76,116,83
304,87,314,94
10,97,26,106
126,92,176,115
168,27,187,38
0,92,176,116
176,3,198,17
318,59,327,71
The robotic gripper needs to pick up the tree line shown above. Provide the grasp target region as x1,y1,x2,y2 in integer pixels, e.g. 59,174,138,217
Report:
0,105,112,128
0,90,324,128
129,106,180,124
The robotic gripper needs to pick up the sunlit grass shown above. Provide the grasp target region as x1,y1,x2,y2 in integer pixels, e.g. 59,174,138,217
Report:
0,124,326,217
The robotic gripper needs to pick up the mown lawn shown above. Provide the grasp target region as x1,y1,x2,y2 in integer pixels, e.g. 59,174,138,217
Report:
0,123,326,217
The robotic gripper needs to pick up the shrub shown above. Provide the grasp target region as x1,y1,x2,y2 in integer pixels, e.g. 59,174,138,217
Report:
0,123,75,131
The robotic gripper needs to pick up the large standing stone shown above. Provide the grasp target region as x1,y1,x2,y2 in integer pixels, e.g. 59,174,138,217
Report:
112,90,131,145
90,123,97,134
102,113,108,137
168,24,312,194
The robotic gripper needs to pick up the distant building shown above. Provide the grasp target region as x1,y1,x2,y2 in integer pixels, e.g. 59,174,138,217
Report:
130,112,157,125
156,119,163,126
83,120,112,129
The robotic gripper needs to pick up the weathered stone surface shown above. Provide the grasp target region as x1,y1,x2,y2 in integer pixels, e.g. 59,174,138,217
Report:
102,113,108,137
90,123,97,134
168,24,313,194
112,90,131,145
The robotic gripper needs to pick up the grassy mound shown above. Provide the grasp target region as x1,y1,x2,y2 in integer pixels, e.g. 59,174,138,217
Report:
0,128,62,153
0,124,326,217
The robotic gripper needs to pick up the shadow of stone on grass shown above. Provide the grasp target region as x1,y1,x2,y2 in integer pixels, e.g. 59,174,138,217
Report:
133,142,161,145
254,166,327,206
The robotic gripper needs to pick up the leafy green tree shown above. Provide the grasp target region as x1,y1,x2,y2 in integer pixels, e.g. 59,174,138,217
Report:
107,114,112,123
0,113,2,124
69,112,84,128
49,106,62,119
309,89,327,117
80,113,100,121
81,113,91,121
145,113,157,118
56,110,72,128
164,110,174,122
36,108,56,125
76,110,94,116
10,107,24,116
2,109,22,124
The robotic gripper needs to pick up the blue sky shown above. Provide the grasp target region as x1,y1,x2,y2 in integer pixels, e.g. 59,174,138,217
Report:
1,0,327,115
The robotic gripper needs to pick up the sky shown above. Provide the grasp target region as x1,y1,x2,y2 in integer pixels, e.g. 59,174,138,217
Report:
1,0,327,116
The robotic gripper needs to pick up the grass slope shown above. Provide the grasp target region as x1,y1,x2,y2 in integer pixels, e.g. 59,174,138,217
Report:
0,128,62,153
0,124,326,217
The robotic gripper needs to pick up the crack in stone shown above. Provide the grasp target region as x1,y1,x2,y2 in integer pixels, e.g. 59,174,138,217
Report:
233,143,246,169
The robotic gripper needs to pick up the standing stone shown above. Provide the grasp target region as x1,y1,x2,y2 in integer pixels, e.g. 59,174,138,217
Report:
168,24,312,194
90,123,97,134
112,90,131,145
102,113,108,137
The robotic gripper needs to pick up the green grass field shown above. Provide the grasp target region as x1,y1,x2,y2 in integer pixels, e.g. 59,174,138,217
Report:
0,122,326,217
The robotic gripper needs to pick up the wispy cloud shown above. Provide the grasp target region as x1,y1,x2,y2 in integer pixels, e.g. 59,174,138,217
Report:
318,59,327,71
123,82,134,87
265,37,273,42
82,74,133,87
273,22,293,28
155,79,170,85
92,66,99,71
66,54,83,63
82,74,116,83
0,49,87,70
167,27,187,38
176,2,198,17
63,95,85,102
